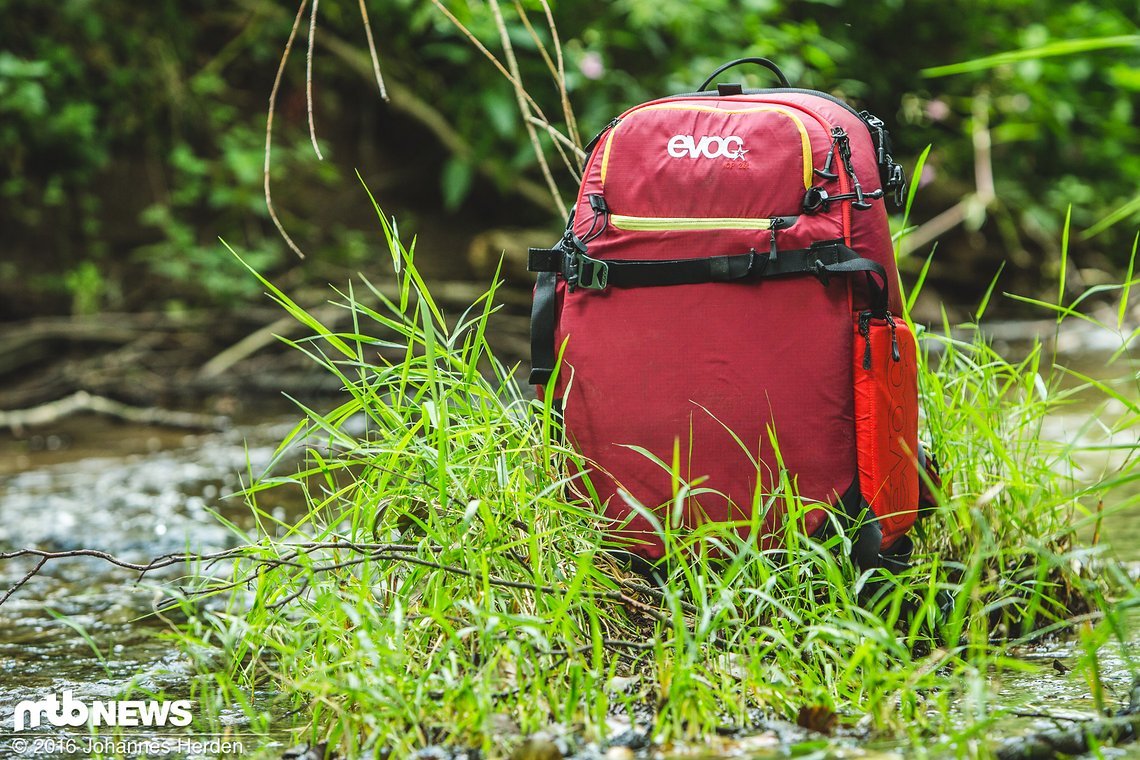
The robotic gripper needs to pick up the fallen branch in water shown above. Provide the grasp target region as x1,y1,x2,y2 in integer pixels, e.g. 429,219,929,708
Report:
0,390,230,434
995,678,1140,760
0,539,676,624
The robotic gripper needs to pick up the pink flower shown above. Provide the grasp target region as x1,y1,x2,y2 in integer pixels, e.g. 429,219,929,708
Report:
579,52,604,80
919,163,937,188
925,99,950,122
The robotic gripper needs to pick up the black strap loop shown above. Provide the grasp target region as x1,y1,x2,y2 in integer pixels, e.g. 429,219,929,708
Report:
528,270,558,385
813,254,888,314
698,58,791,91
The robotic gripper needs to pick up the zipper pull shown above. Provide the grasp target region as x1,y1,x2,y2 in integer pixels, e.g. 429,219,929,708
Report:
581,117,620,164
886,313,901,362
768,217,785,262
835,127,874,211
581,194,610,243
858,310,873,370
814,127,843,181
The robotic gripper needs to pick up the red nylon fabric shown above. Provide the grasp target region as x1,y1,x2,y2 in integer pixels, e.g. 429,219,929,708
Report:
548,93,909,560
853,317,920,548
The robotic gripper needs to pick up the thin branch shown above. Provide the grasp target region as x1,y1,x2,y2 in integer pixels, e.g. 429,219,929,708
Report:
537,0,579,147
530,116,578,178
266,577,311,610
526,115,583,182
486,0,566,216
427,0,534,112
1,556,47,606
306,0,324,160
548,638,656,656
426,0,567,214
510,0,580,151
356,0,389,101
0,540,671,624
0,390,230,433
265,0,310,259
510,0,559,85
246,0,555,211
900,92,997,257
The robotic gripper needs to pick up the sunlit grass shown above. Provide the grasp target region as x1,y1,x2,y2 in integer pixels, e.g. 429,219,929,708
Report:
166,194,1140,757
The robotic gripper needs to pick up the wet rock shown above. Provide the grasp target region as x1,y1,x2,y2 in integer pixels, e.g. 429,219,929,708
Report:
602,728,649,750
410,747,479,760
282,742,331,760
510,737,563,760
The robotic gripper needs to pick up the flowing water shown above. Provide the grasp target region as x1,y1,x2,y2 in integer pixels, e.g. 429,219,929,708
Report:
0,344,1138,759
0,415,302,758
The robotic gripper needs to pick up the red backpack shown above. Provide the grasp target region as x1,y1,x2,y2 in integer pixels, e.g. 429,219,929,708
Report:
529,59,928,570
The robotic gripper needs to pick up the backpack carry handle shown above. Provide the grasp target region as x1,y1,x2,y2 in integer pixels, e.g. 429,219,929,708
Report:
698,58,791,91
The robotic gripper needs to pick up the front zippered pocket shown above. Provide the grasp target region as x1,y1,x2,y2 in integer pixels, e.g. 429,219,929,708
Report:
593,104,818,219
852,310,919,548
609,214,798,232
601,104,814,189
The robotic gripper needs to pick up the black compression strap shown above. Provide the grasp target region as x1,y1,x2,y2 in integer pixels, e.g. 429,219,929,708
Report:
604,250,760,287
531,239,885,293
528,239,890,384
528,270,558,385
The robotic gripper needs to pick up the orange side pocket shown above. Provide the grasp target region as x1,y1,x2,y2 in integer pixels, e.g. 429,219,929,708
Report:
853,311,919,549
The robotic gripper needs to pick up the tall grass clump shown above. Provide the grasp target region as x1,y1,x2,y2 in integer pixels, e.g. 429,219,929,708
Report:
168,199,1139,756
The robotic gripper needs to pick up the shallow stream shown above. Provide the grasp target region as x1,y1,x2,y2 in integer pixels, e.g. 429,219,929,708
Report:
0,341,1138,759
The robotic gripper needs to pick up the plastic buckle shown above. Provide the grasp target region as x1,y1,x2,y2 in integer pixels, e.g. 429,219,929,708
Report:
563,238,608,291
802,186,830,214
575,254,609,290
888,163,907,206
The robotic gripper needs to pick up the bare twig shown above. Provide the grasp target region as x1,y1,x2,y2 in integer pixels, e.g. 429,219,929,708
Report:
243,0,556,212
510,0,559,87
548,639,656,658
265,0,310,259
0,390,230,433
1,555,47,606
266,577,311,610
426,0,571,214
0,539,671,624
356,0,388,101
900,91,997,257
509,0,579,150
486,0,566,216
512,0,579,149
526,115,584,181
305,0,324,160
0,542,422,605
538,0,579,148
426,0,536,113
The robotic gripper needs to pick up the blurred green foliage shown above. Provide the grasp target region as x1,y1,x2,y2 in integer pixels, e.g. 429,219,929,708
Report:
0,0,1137,316
0,0,355,315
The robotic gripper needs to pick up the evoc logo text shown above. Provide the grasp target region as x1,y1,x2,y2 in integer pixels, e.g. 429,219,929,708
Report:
667,134,748,160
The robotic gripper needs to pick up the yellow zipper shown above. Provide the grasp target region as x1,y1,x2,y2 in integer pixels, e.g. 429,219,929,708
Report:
610,214,778,231
600,104,814,189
